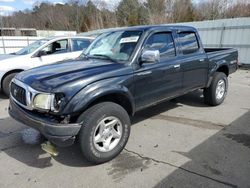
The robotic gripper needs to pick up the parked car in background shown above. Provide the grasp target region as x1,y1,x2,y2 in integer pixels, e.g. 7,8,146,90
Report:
0,36,94,97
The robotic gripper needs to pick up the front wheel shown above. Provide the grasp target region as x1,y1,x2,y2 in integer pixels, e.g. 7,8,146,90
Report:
203,72,228,106
77,102,131,164
2,73,17,97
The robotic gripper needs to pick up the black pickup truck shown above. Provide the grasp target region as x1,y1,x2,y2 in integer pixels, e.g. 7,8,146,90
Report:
9,25,238,164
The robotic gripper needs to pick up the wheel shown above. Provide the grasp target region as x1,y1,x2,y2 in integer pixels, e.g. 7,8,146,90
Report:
77,102,131,164
2,73,17,97
203,72,228,106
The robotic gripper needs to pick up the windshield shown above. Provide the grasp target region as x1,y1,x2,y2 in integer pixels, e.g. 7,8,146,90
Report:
15,39,49,55
84,30,143,62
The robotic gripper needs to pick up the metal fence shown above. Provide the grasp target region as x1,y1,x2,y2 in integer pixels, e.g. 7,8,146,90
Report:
1,18,250,65
0,30,77,54
0,36,41,54
178,17,250,65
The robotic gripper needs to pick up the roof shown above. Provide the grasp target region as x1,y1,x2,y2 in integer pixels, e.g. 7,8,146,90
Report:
79,24,197,37
112,24,197,32
43,35,95,41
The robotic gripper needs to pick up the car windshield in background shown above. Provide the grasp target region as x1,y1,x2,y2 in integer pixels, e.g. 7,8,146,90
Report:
84,30,143,62
15,39,49,55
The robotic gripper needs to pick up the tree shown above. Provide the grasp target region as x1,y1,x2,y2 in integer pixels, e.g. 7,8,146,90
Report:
172,0,194,22
2,0,250,33
194,0,232,20
116,0,146,26
145,0,173,24
225,1,250,18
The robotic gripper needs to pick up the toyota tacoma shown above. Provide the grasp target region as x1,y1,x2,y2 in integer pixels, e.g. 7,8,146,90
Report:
9,25,238,164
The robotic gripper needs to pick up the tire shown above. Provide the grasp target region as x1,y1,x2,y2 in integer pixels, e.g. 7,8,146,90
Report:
203,72,228,106
77,102,131,164
2,73,17,97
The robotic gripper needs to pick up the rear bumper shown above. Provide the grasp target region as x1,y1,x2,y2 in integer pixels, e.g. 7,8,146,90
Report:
9,98,82,147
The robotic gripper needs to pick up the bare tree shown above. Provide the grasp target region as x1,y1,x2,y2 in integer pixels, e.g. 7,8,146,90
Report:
2,0,250,33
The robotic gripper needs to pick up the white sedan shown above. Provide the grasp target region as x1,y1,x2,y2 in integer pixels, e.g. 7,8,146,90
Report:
0,36,94,97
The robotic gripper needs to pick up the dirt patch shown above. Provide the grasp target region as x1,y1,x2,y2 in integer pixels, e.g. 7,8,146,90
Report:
150,114,226,130
224,134,250,149
107,152,151,182
203,164,222,176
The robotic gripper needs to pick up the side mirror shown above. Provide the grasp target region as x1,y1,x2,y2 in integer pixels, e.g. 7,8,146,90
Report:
141,50,160,64
36,50,47,57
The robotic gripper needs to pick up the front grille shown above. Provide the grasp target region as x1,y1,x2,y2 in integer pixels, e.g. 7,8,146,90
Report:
10,82,27,106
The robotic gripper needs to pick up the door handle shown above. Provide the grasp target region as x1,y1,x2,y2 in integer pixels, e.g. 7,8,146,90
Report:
173,64,180,68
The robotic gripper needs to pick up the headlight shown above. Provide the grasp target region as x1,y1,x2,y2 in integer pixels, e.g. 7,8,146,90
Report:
33,93,64,112
33,93,54,110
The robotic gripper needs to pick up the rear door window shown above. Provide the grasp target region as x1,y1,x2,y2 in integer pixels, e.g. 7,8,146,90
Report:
71,38,91,52
178,32,199,55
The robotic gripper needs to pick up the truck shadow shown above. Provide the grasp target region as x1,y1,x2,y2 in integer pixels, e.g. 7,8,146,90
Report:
153,110,250,188
1,108,249,187
0,90,212,169
132,89,208,124
0,93,8,100
0,117,92,168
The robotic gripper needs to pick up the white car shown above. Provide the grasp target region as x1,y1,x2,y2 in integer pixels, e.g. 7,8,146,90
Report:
0,36,94,97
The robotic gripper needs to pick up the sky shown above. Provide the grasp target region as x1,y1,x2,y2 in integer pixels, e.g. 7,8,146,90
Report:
0,0,213,16
0,0,67,15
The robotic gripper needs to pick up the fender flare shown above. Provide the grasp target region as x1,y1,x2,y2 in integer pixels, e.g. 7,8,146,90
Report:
62,83,135,116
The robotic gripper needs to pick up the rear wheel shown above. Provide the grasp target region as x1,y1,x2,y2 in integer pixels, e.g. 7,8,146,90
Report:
77,102,131,164
2,73,17,97
203,72,228,106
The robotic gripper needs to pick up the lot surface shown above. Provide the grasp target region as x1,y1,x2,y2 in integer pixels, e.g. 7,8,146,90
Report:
0,69,250,188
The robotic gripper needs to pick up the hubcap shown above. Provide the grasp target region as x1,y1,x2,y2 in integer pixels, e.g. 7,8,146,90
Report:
216,79,226,100
93,116,122,152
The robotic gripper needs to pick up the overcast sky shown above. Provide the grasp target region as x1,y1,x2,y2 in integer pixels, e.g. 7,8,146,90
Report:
0,0,67,15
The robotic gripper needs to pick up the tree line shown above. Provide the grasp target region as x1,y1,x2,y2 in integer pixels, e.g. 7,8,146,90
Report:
2,0,250,32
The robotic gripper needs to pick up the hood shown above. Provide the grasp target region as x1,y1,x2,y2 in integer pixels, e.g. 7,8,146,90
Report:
16,58,132,95
0,54,18,61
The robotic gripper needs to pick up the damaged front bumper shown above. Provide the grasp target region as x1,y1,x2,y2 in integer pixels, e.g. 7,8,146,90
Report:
9,98,82,147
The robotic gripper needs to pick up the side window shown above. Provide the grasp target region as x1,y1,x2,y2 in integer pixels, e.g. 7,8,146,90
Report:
144,32,176,59
178,32,199,55
72,39,91,52
41,39,69,55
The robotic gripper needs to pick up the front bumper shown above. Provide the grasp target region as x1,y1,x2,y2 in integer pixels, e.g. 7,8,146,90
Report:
9,98,82,147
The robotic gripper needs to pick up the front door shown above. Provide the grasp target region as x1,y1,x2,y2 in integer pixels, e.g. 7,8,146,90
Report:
134,32,183,110
32,39,73,67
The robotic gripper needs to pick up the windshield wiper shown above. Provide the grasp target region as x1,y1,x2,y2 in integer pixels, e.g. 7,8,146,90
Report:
77,53,89,60
90,54,118,63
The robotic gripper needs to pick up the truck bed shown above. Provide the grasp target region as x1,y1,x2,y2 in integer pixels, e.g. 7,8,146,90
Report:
204,48,232,53
205,47,238,75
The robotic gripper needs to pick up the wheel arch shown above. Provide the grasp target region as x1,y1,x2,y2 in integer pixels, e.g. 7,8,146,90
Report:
216,65,229,76
1,69,24,89
86,92,134,116
63,85,136,120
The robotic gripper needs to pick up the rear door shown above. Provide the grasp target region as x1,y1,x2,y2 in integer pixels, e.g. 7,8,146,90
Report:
177,31,208,92
134,31,183,110
69,38,92,58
